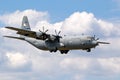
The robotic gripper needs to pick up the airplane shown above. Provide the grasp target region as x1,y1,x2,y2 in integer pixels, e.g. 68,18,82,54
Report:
4,16,110,54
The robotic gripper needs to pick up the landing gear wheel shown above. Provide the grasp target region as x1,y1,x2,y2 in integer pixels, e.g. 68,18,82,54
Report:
50,50,53,52
49,47,58,53
60,50,69,54
54,48,58,52
87,49,91,52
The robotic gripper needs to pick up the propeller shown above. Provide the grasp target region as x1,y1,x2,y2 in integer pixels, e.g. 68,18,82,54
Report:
55,30,62,38
55,30,61,36
39,26,48,33
93,35,99,41
39,26,49,40
54,30,62,42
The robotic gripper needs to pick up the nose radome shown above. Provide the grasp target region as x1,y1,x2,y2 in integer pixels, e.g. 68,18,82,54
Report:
92,41,98,45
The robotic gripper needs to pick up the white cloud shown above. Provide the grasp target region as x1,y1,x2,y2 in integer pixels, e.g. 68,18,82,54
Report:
98,57,120,74
97,20,115,36
62,12,95,34
31,55,58,73
6,52,29,68
0,9,48,27
60,57,90,71
96,38,120,57
61,12,120,36
60,57,120,75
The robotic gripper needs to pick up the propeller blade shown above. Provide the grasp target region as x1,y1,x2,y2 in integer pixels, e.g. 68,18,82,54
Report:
38,26,49,40
43,26,44,32
58,31,61,35
55,30,61,35
45,29,48,33
39,26,49,33
93,35,100,41
55,30,57,35
39,29,42,32
96,38,99,40
98,41,110,44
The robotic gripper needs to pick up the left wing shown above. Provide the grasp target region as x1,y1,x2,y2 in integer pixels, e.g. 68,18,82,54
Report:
6,26,37,38
5,26,45,39
5,26,62,41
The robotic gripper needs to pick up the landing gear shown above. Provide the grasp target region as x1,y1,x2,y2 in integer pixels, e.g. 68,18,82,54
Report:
60,50,69,54
49,47,58,52
49,48,69,54
86,48,91,52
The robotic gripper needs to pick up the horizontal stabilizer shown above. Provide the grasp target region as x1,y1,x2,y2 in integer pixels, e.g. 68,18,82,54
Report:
3,36,25,40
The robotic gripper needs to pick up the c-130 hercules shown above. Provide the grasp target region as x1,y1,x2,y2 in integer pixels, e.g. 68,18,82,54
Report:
4,16,110,54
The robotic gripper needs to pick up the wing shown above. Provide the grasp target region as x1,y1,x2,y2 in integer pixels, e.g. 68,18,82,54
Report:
5,26,37,38
5,26,61,41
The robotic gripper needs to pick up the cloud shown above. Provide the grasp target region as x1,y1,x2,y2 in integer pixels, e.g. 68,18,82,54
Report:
61,12,120,36
1,11,120,37
60,57,120,74
0,9,120,80
60,57,90,71
6,52,30,68
98,57,120,74
61,12,95,34
0,9,48,27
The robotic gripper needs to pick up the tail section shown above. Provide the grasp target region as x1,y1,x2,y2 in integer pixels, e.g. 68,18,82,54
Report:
21,16,31,30
4,16,31,40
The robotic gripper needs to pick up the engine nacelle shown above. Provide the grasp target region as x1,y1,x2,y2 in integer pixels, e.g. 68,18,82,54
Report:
48,35,56,41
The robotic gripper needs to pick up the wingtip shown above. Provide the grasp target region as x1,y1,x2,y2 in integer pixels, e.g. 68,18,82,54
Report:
5,26,11,28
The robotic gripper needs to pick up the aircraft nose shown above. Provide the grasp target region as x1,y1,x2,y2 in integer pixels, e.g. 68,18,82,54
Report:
92,41,98,45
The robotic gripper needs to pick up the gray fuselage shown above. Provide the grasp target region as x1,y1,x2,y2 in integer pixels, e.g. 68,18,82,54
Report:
25,36,98,51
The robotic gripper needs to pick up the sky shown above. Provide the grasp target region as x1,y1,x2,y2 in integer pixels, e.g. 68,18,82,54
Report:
0,0,120,80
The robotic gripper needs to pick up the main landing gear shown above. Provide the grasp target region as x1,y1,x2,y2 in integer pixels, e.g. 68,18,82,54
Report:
86,48,91,52
49,48,58,52
50,49,69,54
49,47,69,54
59,50,69,54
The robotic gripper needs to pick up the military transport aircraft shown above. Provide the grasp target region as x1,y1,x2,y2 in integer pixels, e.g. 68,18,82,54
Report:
4,16,110,54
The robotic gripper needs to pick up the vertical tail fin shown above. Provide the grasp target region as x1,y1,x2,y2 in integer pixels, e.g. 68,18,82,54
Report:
20,16,31,38
21,16,31,30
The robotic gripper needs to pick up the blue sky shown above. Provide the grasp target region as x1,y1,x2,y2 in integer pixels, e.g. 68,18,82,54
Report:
0,0,120,80
0,0,119,22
